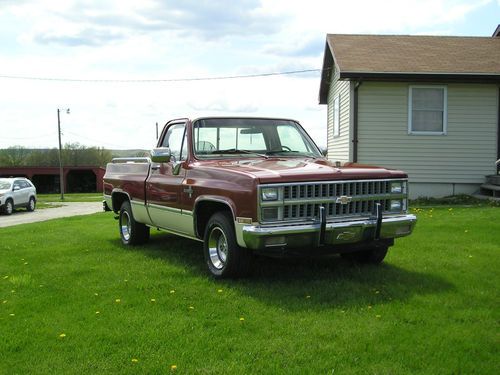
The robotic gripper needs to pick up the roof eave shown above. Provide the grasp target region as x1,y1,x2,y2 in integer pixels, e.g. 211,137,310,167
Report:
318,39,334,105
339,71,500,83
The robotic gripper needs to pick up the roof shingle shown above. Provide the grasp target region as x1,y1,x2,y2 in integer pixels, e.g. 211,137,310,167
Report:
327,34,500,74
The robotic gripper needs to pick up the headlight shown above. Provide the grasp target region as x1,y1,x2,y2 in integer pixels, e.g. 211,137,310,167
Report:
390,200,402,211
390,181,403,194
261,187,279,201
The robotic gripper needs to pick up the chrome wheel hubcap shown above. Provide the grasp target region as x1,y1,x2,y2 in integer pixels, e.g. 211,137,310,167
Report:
30,199,35,210
208,227,228,270
121,211,131,241
6,202,12,214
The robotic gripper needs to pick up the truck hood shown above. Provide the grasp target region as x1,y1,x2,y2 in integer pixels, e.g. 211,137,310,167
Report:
197,158,407,183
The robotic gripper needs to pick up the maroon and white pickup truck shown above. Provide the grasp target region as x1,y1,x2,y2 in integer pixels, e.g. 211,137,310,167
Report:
103,117,416,277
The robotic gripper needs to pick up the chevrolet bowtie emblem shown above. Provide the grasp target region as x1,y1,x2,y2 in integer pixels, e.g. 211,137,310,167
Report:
336,195,352,205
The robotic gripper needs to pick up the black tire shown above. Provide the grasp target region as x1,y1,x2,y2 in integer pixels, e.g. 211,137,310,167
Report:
203,212,253,278
26,197,36,212
119,201,150,245
341,245,389,264
3,199,13,215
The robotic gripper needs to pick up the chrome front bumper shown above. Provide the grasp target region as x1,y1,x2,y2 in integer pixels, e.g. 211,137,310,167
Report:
242,214,417,250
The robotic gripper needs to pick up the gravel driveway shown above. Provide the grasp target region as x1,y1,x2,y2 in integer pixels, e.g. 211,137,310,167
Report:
0,202,104,228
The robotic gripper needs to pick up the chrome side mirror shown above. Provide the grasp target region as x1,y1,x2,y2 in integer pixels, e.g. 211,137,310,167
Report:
150,147,171,163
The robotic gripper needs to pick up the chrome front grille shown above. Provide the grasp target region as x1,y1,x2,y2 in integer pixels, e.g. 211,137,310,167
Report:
283,181,391,200
282,199,391,220
259,179,407,223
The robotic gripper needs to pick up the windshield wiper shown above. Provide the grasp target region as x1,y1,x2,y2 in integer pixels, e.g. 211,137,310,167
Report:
212,148,269,159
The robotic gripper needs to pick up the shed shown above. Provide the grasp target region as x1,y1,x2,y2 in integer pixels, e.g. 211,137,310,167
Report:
318,29,500,198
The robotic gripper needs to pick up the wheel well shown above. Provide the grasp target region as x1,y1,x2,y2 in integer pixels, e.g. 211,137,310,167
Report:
195,201,233,238
112,192,129,212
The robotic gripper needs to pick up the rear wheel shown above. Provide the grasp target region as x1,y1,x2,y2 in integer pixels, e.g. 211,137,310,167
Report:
119,201,150,245
341,245,389,264
204,212,253,278
26,197,36,212
3,199,13,215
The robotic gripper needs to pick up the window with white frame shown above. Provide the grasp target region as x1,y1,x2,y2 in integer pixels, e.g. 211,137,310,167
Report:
409,86,447,134
333,95,340,137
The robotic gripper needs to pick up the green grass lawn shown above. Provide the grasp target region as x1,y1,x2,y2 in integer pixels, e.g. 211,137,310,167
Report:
37,193,102,203
1,206,498,374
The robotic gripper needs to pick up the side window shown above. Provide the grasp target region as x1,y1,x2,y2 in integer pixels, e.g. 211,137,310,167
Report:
409,86,447,134
13,181,21,190
162,124,187,162
332,95,340,137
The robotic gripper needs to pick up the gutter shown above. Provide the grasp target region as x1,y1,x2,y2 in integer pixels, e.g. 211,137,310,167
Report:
352,81,363,163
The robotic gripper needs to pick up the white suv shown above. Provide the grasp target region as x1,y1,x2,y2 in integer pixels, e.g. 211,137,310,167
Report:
0,178,37,215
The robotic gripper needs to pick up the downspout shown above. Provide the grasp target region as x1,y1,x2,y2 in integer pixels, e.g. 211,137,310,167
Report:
497,87,500,173
352,80,363,163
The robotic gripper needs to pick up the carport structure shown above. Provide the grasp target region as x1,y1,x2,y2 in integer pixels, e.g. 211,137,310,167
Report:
0,166,105,193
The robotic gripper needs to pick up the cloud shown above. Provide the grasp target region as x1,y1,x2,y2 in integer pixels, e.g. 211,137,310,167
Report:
264,37,324,57
34,27,125,47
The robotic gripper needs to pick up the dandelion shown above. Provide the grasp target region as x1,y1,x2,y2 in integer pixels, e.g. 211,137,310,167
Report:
59,333,66,338
375,290,380,294
468,255,473,258
189,306,194,310
24,262,28,265
9,313,15,316
239,317,245,322
217,289,223,293
94,293,99,296
171,364,177,371
448,208,453,211
131,358,138,363
368,305,372,309
95,311,100,315
465,230,468,233
115,299,121,303
3,300,7,304
124,279,128,282
11,290,15,293
376,315,381,318
150,298,156,302
170,290,175,294
305,295,311,299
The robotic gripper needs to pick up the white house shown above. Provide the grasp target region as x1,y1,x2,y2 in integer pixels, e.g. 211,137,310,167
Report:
318,30,500,198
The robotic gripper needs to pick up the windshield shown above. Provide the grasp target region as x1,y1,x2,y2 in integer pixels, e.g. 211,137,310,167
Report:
193,118,321,159
0,181,12,189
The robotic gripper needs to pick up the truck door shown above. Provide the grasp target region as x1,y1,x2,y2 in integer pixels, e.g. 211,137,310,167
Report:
146,122,193,236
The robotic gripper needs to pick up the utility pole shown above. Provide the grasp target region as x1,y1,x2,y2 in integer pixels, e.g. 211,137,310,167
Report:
156,122,159,140
57,108,70,201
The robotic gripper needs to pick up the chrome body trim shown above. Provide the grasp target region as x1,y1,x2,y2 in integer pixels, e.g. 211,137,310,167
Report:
241,214,417,250
147,203,195,236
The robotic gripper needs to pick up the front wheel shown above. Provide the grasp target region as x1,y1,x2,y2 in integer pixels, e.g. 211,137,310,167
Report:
26,197,36,212
3,199,13,215
204,212,253,278
119,201,150,245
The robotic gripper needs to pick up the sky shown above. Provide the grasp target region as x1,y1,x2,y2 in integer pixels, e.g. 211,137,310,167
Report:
0,0,499,150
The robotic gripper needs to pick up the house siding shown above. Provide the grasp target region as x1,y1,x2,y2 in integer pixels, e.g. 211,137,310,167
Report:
327,69,350,161
357,82,498,185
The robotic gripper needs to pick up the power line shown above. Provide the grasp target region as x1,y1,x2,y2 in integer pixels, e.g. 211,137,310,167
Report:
63,130,124,149
0,69,322,83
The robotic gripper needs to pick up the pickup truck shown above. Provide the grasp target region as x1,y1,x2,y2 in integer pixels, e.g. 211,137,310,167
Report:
103,117,416,278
